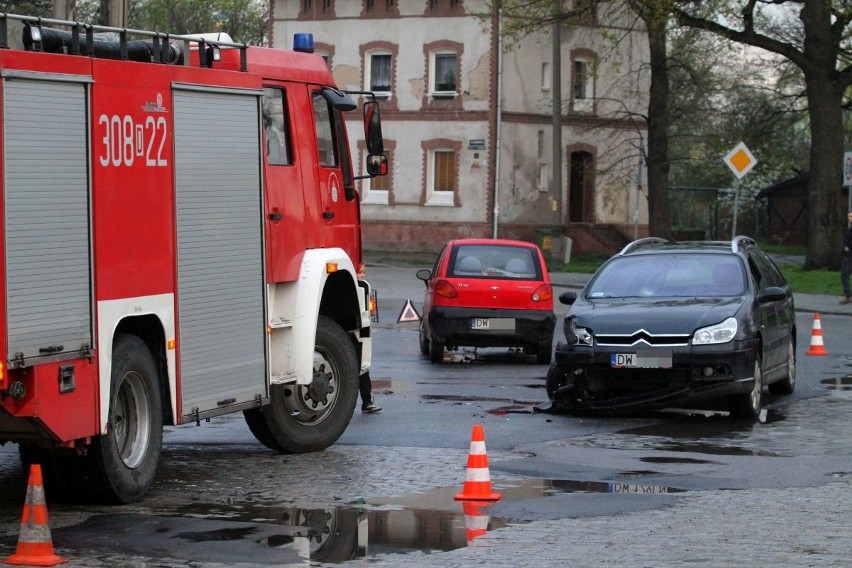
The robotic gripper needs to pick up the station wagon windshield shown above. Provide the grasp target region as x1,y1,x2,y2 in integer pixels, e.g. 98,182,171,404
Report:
586,254,746,299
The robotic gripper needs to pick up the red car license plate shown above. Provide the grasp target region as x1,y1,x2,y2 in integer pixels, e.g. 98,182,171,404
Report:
471,318,515,331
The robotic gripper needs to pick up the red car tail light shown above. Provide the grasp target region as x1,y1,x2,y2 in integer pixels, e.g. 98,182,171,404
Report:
435,279,458,298
531,284,553,302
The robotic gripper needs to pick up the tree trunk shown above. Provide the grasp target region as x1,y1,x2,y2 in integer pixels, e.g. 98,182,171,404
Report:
802,71,845,270
800,0,846,270
644,16,672,239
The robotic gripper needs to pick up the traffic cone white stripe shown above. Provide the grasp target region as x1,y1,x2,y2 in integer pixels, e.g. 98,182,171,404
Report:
468,441,486,454
464,467,492,482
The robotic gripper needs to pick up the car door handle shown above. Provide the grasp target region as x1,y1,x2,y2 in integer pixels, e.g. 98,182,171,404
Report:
322,211,335,219
269,212,283,221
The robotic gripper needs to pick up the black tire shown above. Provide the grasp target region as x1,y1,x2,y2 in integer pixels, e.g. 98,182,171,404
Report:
244,315,358,453
76,334,163,503
418,322,429,356
545,363,568,400
768,339,796,395
429,334,444,364
729,355,762,419
536,340,552,365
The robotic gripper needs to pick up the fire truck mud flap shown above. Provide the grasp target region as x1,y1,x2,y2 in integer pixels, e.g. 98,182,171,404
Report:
244,315,358,453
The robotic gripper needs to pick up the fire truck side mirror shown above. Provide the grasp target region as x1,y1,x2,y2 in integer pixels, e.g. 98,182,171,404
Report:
321,87,357,112
363,100,384,156
366,154,388,177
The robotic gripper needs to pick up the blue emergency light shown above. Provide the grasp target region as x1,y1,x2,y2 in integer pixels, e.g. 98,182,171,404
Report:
293,33,314,53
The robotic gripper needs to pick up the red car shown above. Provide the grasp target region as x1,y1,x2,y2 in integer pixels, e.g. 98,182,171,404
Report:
416,239,556,364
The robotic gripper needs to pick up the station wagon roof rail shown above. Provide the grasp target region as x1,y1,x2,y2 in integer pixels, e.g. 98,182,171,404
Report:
731,235,756,253
618,237,670,256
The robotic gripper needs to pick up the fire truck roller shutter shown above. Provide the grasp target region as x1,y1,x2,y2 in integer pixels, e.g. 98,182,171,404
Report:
173,85,267,418
3,74,92,364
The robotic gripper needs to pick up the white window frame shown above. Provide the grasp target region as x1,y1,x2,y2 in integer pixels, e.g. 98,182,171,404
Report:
429,50,458,98
365,50,393,100
426,148,456,206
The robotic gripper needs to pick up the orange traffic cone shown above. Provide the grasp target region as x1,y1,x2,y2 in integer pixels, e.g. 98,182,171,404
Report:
3,464,67,567
805,312,828,356
461,500,490,545
454,424,501,501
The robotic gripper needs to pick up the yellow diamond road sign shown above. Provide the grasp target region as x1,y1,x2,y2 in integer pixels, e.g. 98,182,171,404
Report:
723,142,757,180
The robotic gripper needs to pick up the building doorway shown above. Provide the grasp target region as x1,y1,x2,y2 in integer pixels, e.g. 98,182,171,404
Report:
568,150,595,223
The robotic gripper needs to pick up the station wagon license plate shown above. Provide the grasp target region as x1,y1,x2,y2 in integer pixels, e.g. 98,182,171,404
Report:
611,351,672,369
471,318,515,331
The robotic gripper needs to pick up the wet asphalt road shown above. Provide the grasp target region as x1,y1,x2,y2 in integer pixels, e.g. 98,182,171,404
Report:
0,262,850,567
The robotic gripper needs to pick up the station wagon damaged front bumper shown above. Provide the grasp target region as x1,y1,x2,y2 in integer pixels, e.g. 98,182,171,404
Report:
549,338,759,414
428,306,556,350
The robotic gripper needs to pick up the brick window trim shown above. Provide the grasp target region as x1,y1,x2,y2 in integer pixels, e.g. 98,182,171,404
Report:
422,40,464,111
360,41,399,111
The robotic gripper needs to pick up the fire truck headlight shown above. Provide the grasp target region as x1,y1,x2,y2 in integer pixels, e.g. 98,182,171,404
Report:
28,26,42,43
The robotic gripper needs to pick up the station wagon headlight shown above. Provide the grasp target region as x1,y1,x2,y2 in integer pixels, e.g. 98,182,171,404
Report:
692,317,737,345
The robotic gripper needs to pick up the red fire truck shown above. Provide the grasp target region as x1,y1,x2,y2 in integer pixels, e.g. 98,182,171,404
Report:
0,13,386,503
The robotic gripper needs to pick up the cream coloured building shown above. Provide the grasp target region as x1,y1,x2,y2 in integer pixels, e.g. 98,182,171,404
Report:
270,0,650,254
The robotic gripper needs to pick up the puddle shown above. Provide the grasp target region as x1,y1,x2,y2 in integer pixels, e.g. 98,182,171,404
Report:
820,376,852,390
45,478,682,564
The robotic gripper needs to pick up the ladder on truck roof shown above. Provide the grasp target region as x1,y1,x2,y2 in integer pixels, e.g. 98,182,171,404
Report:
0,12,248,71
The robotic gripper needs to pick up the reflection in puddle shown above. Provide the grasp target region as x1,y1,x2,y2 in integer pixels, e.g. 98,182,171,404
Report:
153,478,684,563
821,376,852,390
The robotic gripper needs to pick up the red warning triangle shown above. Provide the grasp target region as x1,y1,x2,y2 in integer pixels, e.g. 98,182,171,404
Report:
397,299,421,323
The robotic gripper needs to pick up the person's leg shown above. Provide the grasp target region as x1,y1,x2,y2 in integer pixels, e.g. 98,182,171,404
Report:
841,257,852,302
359,372,381,413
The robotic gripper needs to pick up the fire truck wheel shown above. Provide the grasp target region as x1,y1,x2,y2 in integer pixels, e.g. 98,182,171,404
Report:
244,315,358,453
85,334,163,503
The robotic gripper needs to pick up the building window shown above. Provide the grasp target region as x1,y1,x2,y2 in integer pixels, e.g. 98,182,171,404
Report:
426,0,464,15
426,146,458,206
573,59,588,99
369,53,392,93
541,62,550,91
299,0,335,19
571,51,596,113
363,0,399,15
432,52,457,95
537,130,547,190
262,87,292,166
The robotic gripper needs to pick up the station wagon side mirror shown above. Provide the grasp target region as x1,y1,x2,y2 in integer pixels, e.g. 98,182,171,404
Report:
416,269,431,285
559,290,577,305
758,286,787,303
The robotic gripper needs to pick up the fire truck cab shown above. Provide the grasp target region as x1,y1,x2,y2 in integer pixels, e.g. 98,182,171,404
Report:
0,14,385,503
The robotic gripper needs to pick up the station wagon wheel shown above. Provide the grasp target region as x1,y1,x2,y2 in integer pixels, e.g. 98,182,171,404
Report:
729,355,762,419
546,364,567,400
768,339,795,395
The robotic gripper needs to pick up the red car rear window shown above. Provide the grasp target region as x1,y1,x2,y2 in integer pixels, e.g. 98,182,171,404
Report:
448,245,542,280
